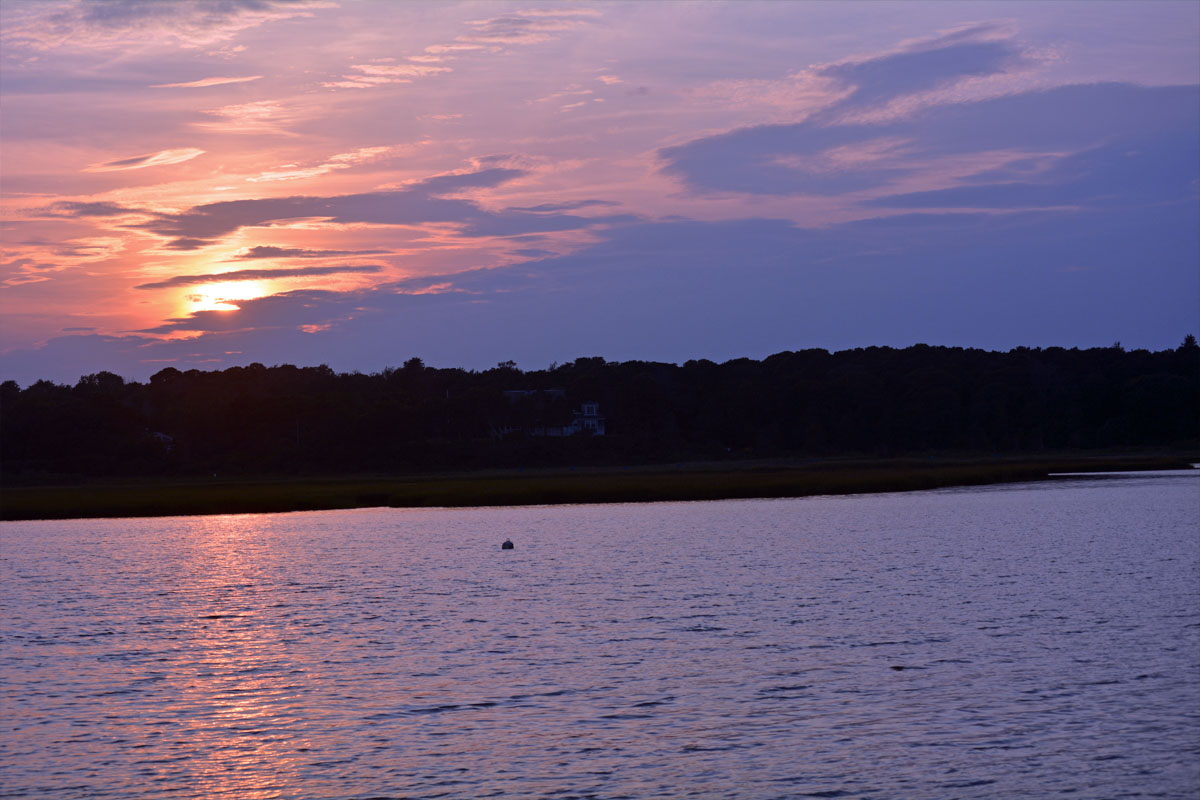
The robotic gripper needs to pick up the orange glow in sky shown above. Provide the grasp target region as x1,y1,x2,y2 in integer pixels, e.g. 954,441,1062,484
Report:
184,281,270,313
0,1,1196,384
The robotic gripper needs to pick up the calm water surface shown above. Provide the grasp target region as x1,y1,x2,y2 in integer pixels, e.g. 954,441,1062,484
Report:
2,472,1198,798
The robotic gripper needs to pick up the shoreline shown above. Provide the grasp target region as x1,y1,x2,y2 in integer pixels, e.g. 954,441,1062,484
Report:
2,452,1194,522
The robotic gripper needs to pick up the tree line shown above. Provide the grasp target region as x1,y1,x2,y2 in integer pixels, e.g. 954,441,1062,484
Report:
2,338,1197,480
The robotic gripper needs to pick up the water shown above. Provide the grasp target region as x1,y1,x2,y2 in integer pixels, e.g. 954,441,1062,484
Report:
2,471,1197,798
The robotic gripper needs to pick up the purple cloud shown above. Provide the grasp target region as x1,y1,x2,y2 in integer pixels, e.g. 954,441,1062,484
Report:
815,26,1029,115
103,196,1197,358
508,200,621,213
162,238,215,252
5,193,1195,386
136,288,360,334
462,9,599,45
56,0,316,34
128,168,524,247
865,128,1199,209
2,257,57,272
660,82,1199,205
127,167,635,249
45,200,145,217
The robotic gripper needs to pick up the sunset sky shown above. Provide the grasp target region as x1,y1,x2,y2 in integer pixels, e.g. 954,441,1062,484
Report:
2,0,1197,385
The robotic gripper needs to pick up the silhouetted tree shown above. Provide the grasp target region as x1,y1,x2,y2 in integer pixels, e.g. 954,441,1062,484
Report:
2,339,1196,480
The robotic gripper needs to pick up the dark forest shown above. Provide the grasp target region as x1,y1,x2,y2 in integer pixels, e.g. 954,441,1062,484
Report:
3,338,1197,481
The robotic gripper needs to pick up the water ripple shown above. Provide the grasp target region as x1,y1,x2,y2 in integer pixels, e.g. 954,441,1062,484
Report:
1,471,1198,798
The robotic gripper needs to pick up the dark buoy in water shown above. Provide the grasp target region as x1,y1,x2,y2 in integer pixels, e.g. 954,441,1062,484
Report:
501,539,514,550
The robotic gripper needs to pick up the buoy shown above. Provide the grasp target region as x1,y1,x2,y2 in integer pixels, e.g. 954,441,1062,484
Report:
501,539,514,550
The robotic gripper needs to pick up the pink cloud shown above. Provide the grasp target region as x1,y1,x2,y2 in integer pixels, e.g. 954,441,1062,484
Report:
323,63,452,89
246,146,398,183
84,148,205,172
192,100,300,135
151,75,263,88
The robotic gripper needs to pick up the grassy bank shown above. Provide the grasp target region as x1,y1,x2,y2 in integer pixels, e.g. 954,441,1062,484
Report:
2,452,1193,521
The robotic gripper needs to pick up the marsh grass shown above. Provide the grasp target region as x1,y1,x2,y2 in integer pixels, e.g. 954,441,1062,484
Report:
1,454,1191,521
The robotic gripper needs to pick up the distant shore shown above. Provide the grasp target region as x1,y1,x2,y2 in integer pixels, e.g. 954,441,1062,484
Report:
2,452,1194,522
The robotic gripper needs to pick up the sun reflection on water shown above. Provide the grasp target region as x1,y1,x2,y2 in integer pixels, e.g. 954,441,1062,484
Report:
172,514,312,797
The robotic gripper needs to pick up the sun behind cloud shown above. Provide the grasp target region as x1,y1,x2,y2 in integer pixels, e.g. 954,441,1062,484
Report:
185,280,268,312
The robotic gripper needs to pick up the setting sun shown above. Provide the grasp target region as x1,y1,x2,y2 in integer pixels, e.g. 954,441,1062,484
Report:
0,2,1197,799
185,281,268,312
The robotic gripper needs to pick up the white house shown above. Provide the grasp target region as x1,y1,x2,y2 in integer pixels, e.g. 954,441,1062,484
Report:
515,397,606,437
572,402,605,435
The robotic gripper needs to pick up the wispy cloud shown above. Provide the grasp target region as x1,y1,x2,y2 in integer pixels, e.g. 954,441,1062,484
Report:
508,200,619,213
246,145,397,182
44,201,147,218
233,246,391,260
462,8,600,45
151,75,263,88
84,148,205,172
192,100,299,135
135,264,384,290
424,43,485,55
660,80,1198,204
318,8,603,94
812,22,1032,120
689,22,1030,122
324,62,451,89
1,256,61,287
657,25,1163,203
535,85,593,103
8,0,330,50
352,64,452,78
2,4,1194,385
117,167,633,250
